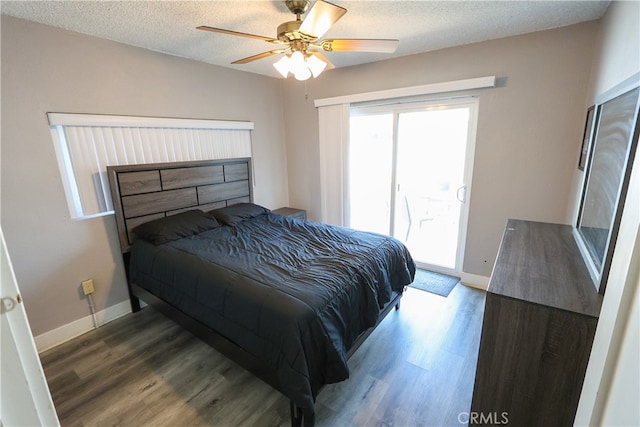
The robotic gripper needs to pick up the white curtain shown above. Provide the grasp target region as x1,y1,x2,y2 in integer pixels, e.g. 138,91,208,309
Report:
317,103,350,226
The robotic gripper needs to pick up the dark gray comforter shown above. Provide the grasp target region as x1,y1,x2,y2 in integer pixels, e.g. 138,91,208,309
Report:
129,212,415,413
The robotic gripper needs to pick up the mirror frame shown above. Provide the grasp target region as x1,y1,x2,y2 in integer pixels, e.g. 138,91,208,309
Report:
575,75,640,294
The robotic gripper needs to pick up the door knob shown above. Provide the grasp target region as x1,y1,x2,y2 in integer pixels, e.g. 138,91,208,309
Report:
1,295,20,314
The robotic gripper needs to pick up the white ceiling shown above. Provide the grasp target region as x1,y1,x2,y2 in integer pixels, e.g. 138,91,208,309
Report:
1,1,611,79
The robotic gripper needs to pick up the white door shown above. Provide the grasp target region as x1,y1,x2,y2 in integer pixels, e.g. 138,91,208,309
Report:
1,228,60,426
349,98,478,275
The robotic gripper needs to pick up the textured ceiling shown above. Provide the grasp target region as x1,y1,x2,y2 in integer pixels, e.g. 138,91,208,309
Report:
1,1,611,79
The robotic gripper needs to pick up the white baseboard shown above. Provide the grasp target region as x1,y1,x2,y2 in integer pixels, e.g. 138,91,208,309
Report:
35,300,132,353
460,272,490,290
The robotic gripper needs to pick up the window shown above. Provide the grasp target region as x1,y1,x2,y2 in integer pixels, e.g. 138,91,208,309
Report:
48,113,253,220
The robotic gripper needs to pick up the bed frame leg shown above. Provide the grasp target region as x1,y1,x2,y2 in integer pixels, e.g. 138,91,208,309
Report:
122,253,141,313
290,402,302,427
395,300,401,310
130,293,141,313
290,402,315,427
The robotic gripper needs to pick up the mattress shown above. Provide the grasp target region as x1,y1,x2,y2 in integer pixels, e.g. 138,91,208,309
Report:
128,209,415,412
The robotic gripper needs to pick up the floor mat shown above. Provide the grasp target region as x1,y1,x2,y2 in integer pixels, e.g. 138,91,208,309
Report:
409,269,460,297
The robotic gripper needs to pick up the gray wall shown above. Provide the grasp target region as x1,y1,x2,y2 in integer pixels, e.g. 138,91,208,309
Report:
0,14,607,335
1,16,289,336
573,1,640,425
281,21,598,278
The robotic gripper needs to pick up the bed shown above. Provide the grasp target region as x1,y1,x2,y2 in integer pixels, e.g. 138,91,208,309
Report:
107,158,415,426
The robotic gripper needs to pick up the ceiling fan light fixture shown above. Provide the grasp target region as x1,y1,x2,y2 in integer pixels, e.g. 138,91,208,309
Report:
306,54,327,78
273,55,291,78
273,51,327,80
294,66,312,81
290,51,307,73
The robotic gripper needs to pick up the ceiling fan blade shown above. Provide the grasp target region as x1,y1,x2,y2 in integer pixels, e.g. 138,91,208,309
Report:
299,0,347,39
197,26,278,43
231,50,286,65
320,38,399,53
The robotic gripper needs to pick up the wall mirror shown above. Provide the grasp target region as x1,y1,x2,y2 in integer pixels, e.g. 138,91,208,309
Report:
575,75,640,294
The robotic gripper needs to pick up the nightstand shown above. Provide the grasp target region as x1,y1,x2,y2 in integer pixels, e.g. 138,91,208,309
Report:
272,207,307,220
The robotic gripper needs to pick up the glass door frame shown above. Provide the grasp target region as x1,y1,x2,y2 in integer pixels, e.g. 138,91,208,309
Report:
348,96,479,276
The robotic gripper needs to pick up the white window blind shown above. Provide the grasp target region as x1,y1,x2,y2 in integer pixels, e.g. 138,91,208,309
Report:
318,104,350,226
48,113,254,220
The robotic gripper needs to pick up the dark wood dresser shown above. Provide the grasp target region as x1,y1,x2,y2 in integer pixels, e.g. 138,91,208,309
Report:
470,219,602,426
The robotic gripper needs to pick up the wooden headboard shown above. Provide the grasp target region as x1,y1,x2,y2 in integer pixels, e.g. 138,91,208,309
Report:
107,158,252,253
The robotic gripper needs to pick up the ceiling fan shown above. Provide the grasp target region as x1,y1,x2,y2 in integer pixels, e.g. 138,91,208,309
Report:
197,0,399,80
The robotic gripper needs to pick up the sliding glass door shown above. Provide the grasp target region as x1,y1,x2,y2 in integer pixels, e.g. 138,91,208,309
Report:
348,113,394,234
349,98,478,274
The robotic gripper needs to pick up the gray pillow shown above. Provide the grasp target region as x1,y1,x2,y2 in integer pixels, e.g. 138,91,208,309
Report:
132,209,220,245
209,203,270,226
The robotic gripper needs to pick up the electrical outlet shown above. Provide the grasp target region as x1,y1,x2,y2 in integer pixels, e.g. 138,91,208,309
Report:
81,279,95,295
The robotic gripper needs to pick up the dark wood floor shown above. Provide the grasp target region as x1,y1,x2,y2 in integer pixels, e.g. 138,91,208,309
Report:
40,284,485,426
